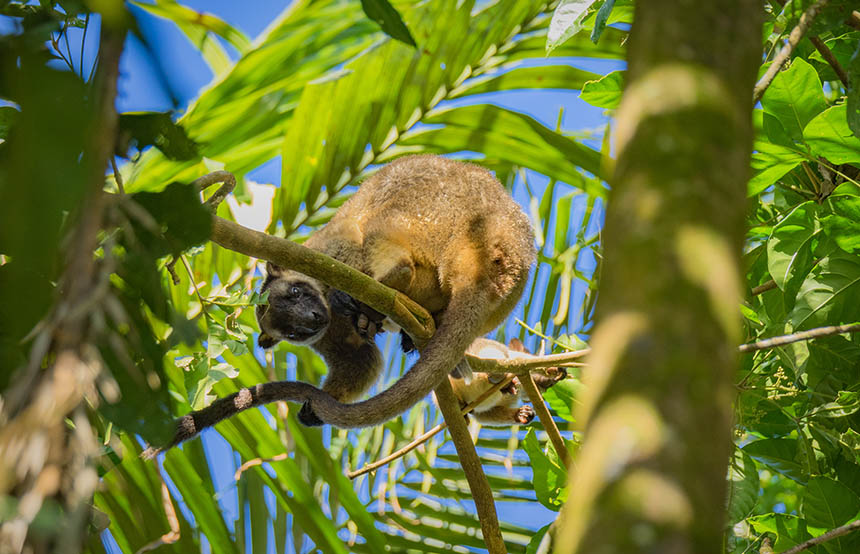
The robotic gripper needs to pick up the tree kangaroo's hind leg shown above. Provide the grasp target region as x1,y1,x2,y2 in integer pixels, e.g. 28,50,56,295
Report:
363,231,415,292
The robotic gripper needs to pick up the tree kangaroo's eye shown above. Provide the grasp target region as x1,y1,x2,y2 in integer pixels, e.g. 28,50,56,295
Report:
290,286,300,297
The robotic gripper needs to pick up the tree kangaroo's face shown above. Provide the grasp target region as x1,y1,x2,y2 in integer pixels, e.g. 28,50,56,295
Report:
256,263,330,349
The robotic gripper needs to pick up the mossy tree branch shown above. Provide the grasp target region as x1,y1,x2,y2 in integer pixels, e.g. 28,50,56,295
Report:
211,217,435,342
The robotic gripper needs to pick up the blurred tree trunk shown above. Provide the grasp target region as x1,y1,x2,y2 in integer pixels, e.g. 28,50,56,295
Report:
557,2,762,553
0,25,124,554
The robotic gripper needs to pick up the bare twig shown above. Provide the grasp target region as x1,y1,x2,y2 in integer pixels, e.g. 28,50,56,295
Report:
739,323,860,353
778,519,860,554
751,279,777,296
110,156,125,195
520,374,572,468
809,36,850,88
347,374,517,479
753,0,829,103
433,379,506,554
234,453,289,481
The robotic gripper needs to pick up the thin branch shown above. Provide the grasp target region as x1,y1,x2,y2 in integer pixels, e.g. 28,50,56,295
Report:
778,519,860,554
433,379,506,554
466,348,590,374
180,254,209,319
520,374,572,468
739,323,860,353
751,279,777,296
809,36,850,88
347,374,517,479
79,14,89,80
110,156,124,195
234,453,289,481
753,0,829,103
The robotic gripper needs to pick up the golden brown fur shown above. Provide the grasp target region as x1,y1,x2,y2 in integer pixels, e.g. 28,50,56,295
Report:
149,155,535,451
259,154,535,427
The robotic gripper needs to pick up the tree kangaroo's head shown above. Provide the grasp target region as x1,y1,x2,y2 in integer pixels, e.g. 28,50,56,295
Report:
256,262,330,349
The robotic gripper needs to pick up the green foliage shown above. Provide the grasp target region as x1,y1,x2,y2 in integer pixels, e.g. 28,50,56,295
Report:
732,5,860,551
4,0,860,552
359,0,416,46
118,112,199,160
50,1,611,551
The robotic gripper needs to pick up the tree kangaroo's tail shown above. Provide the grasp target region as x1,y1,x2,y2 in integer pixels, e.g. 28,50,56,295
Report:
145,287,495,456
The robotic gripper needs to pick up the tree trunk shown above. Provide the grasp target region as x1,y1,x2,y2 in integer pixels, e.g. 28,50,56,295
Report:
557,2,762,553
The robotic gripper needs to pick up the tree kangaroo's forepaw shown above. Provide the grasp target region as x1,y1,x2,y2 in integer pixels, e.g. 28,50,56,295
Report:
515,405,535,424
330,290,383,341
500,376,519,396
355,313,380,340
298,401,325,426
532,368,568,391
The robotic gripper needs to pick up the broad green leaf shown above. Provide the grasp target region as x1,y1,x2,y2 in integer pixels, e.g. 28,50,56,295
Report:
727,450,759,524
789,250,860,330
847,40,860,138
546,0,594,54
767,201,820,293
802,476,860,528
822,186,860,253
360,0,416,46
589,0,615,43
522,428,568,511
804,104,860,165
748,141,805,196
129,181,213,257
748,513,812,551
761,58,826,141
543,378,582,421
580,69,624,109
836,458,860,498
743,438,806,483
118,112,199,161
805,335,860,389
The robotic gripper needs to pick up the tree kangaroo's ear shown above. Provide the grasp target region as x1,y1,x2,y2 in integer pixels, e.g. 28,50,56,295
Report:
507,337,527,353
265,261,285,277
